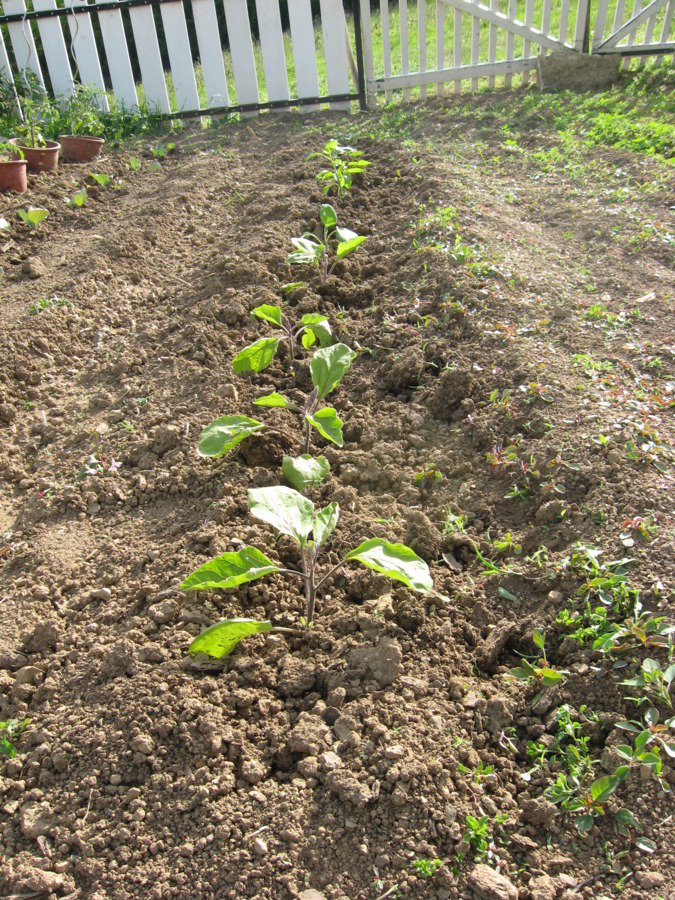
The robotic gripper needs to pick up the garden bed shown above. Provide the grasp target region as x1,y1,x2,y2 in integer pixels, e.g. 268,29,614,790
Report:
0,76,673,899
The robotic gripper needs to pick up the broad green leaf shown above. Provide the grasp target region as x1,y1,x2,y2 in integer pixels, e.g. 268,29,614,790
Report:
282,282,306,293
306,407,343,446
251,304,283,327
320,203,337,227
532,629,545,650
590,774,619,802
89,173,110,187
254,392,297,409
335,226,358,242
181,547,279,591
18,207,49,229
314,502,339,547
575,814,594,834
189,618,273,659
507,667,531,681
661,742,675,758
66,187,87,208
346,538,432,593
198,415,264,457
636,837,655,853
614,809,639,828
616,745,634,760
282,454,330,490
615,765,631,782
639,752,661,767
540,668,565,685
635,730,651,754
287,236,324,266
336,236,366,260
128,156,141,170
642,658,660,674
248,485,314,546
301,314,332,349
615,720,642,733
645,707,659,727
233,337,280,374
310,343,356,398
664,664,675,685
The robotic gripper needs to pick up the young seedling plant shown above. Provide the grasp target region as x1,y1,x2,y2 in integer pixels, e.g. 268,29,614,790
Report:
18,207,49,230
232,289,333,374
286,204,366,284
308,140,371,196
181,485,434,658
198,342,355,457
506,630,567,706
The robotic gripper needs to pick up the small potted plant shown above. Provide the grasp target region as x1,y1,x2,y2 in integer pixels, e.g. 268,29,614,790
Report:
58,85,105,163
9,92,60,173
0,140,27,193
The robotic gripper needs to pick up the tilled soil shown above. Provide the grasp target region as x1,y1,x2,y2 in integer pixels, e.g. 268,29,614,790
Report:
0,102,673,899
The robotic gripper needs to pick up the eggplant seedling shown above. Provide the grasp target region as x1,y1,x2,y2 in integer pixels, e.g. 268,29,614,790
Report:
308,140,370,196
18,207,49,230
232,303,332,374
286,204,365,284
198,343,355,456
181,485,433,657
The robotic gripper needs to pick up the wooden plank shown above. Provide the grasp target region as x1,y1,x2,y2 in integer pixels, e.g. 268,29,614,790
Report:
599,0,667,47
470,12,479,89
4,0,45,86
287,0,319,99
523,0,535,83
439,0,567,52
623,0,642,68
542,0,552,36
559,0,571,42
418,0,427,99
436,0,445,94
359,0,377,106
573,0,589,49
97,2,138,109
319,0,350,108
400,0,410,101
31,0,74,100
373,53,537,89
639,2,658,65
657,0,675,59
505,0,516,87
488,0,498,87
222,0,259,105
190,0,229,106
453,8,462,92
598,37,673,48
381,0,393,100
255,0,289,102
160,1,201,111
128,5,171,113
593,0,611,46
67,0,109,110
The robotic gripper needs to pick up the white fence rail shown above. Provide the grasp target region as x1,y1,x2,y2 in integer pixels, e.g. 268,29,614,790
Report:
0,0,673,117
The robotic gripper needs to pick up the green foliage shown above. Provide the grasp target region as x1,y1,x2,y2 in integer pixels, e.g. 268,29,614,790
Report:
18,207,49,230
411,858,443,879
309,139,370,196
197,415,265,457
66,187,88,208
182,485,433,650
0,719,29,757
286,204,366,283
188,619,273,659
28,294,68,315
463,812,508,862
236,302,332,372
506,630,567,703
282,454,330,491
621,658,674,710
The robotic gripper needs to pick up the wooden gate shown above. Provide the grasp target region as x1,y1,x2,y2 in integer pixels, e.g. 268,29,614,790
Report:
593,0,674,58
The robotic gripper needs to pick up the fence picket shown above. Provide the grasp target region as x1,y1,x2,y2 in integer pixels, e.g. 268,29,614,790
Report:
128,6,170,112
30,0,73,100
319,0,351,107
4,0,45,86
573,0,589,49
222,0,259,105
505,0,516,86
359,0,376,105
559,0,570,42
255,0,289,101
657,0,674,59
488,0,498,86
380,0,393,100
159,1,201,111
287,0,319,99
418,0,427,99
624,0,643,66
0,28,21,116
191,0,230,107
436,0,445,94
66,0,108,110
523,0,535,83
470,12,479,88
97,2,138,109
639,2,658,64
453,8,462,92
593,0,611,45
400,0,410,100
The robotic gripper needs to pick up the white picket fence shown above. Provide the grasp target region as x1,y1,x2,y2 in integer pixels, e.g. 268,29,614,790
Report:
0,0,673,116
359,0,674,99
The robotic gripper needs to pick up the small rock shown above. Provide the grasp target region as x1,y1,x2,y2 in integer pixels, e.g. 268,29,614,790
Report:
324,771,373,807
319,751,342,771
468,863,517,900
241,756,268,784
384,745,405,760
349,636,402,686
21,257,47,279
19,801,54,839
91,587,112,601
148,599,179,625
0,403,16,424
14,665,42,686
253,837,268,856
130,734,154,755
278,657,316,697
520,797,557,828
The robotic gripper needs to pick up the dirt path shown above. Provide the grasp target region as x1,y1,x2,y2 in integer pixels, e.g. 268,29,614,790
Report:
0,99,673,899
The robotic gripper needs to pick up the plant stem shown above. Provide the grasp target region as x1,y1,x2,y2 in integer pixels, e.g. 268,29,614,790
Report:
301,546,317,625
316,558,348,590
304,417,311,454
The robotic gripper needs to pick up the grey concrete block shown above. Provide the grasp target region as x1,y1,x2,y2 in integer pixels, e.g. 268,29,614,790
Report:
537,50,621,92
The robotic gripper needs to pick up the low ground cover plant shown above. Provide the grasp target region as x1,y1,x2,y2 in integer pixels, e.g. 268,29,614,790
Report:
286,204,366,283
308,139,370,196
182,485,433,657
199,342,355,455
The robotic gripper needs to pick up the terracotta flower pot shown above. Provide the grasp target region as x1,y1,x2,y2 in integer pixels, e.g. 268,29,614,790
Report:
0,159,28,193
9,138,60,173
59,135,105,163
